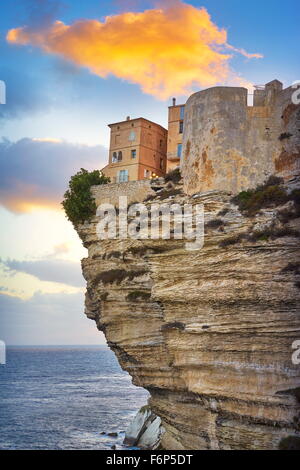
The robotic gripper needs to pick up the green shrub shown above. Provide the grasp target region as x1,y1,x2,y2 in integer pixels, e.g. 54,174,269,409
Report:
62,168,110,226
231,176,287,216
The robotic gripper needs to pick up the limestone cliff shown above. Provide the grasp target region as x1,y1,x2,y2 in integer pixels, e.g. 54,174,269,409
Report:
76,178,300,450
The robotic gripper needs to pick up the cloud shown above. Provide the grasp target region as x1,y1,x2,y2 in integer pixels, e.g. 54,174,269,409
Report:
225,43,263,59
1,258,85,288
0,137,107,212
0,68,53,120
6,1,262,99
0,290,104,345
23,0,65,30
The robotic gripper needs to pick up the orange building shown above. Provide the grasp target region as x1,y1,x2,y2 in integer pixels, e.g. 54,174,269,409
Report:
102,116,167,183
166,98,185,172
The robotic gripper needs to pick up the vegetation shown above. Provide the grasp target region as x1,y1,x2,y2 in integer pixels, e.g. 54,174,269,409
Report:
231,176,287,216
62,168,110,226
250,225,300,241
165,167,182,184
219,225,300,248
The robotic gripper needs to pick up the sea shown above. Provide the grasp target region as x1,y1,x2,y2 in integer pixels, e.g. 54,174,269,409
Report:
0,346,149,450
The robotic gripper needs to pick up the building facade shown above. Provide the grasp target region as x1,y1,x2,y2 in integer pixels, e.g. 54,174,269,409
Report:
102,117,168,183
166,98,185,172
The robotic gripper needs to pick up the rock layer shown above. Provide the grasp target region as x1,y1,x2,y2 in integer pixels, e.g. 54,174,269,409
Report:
77,180,300,450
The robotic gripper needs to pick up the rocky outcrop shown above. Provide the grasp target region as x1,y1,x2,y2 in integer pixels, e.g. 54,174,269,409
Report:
124,405,164,449
77,178,300,450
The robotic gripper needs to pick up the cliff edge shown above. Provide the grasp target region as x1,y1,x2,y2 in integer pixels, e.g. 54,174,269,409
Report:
75,177,300,450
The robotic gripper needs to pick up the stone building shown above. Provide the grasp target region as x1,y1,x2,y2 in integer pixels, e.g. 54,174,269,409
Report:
102,80,299,190
102,116,167,183
166,98,185,172
181,80,300,195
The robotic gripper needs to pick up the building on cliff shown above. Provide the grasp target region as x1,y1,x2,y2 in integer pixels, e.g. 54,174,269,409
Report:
102,79,300,190
101,116,168,183
166,98,185,172
181,79,300,194
78,79,300,451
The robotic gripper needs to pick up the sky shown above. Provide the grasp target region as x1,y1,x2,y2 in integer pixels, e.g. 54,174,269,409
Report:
0,0,299,345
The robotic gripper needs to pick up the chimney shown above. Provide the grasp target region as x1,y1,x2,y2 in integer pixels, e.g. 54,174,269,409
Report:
126,116,130,121
172,97,176,106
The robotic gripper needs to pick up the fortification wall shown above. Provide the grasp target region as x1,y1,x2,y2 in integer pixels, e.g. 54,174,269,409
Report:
181,84,300,195
91,179,155,207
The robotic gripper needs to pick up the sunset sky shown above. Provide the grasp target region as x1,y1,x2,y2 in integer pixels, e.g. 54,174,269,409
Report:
0,0,299,345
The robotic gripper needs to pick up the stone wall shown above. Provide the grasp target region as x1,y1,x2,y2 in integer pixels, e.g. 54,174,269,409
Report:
91,179,155,208
181,82,300,195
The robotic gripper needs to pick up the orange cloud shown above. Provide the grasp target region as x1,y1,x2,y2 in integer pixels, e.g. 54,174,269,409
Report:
7,1,262,99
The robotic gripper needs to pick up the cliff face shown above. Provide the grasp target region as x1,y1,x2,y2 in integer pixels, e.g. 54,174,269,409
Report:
77,181,300,450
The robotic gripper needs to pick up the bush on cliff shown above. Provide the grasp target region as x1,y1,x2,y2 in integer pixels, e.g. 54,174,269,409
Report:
231,176,287,216
62,168,110,226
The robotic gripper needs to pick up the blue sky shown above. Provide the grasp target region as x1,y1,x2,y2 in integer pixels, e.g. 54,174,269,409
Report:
0,0,299,345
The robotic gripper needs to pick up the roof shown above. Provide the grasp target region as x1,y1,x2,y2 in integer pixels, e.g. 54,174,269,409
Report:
108,117,167,132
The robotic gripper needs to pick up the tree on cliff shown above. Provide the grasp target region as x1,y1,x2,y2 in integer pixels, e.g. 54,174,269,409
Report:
62,168,110,226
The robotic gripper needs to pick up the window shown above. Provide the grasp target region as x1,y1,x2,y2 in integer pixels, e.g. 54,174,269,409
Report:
180,106,185,120
112,152,118,163
118,169,129,183
159,139,163,147
177,143,182,158
115,134,120,144
144,169,150,178
160,158,164,170
179,121,184,134
129,131,136,141
118,151,123,161
131,149,137,159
